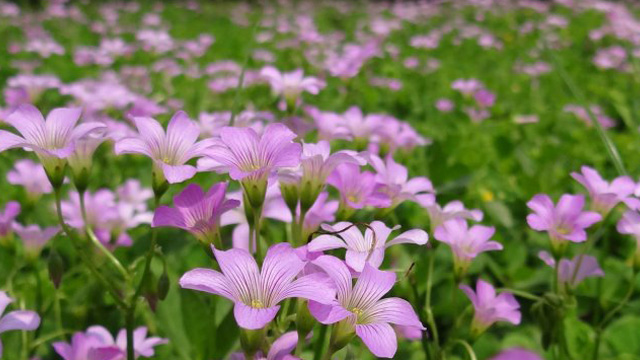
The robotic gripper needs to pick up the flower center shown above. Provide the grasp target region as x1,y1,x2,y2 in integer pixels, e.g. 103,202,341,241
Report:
556,225,571,235
350,307,363,317
250,299,265,309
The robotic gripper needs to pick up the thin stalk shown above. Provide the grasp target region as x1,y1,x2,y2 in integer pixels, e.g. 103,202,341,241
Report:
452,339,477,360
547,46,627,175
295,332,306,357
313,325,329,360
497,288,542,301
254,206,264,261
79,191,129,280
425,252,440,355
54,188,127,309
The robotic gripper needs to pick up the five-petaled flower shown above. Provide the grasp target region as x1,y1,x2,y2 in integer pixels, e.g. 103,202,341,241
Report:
459,279,520,336
180,243,336,330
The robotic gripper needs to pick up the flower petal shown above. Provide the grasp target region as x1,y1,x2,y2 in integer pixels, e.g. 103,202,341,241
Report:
350,264,395,309
0,310,40,333
308,300,352,325
307,234,346,252
364,298,424,329
386,229,429,247
355,322,398,358
267,331,298,360
233,302,280,330
160,163,197,184
179,268,235,301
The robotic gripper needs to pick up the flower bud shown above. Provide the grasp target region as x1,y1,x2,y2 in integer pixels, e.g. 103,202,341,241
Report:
329,320,356,354
157,268,170,301
280,182,299,216
48,249,64,289
242,180,267,210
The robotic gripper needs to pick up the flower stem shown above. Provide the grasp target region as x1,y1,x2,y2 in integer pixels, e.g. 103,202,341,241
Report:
79,190,129,280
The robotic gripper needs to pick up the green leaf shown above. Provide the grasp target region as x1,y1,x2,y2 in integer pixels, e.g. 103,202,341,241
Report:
603,316,640,357
564,316,595,359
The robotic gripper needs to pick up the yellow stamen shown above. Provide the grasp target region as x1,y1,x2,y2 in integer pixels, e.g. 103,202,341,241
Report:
250,299,265,309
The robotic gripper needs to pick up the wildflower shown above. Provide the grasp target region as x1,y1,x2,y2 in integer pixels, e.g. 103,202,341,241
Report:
435,99,454,112
460,280,520,336
0,291,40,357
308,221,428,272
230,331,300,360
260,67,325,109
538,251,604,288
152,183,240,246
571,166,640,215
0,104,105,186
434,218,501,277
7,159,53,199
369,155,435,209
115,111,214,190
526,194,601,255
309,256,424,358
302,192,339,240
203,123,301,208
180,243,336,330
13,223,59,257
327,163,391,217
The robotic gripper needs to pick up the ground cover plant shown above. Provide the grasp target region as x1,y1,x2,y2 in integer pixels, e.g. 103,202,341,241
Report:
1,0,640,359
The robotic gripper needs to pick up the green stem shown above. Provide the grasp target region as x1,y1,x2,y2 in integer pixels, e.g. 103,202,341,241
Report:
79,190,129,280
497,288,542,301
126,307,136,360
294,331,306,357
452,339,477,360
425,252,440,351
598,270,637,327
313,325,329,360
54,188,127,309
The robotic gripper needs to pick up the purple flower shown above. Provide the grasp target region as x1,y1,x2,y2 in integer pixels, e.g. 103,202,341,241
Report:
260,66,325,104
115,111,214,185
526,194,602,250
0,291,41,357
230,331,300,360
180,243,336,330
434,218,501,275
0,201,21,239
460,280,520,335
0,104,105,184
116,179,153,213
490,348,543,360
13,223,59,256
451,79,483,95
309,256,425,358
423,200,483,230
204,123,301,207
369,155,435,209
327,163,391,212
571,166,640,214
435,99,454,112
538,251,604,288
53,325,166,360
474,89,496,108
617,209,640,241
7,159,53,198
152,183,240,244
296,141,363,207
336,107,384,147
308,221,428,272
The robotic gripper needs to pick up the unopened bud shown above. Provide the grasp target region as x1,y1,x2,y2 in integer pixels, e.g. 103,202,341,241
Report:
48,249,64,289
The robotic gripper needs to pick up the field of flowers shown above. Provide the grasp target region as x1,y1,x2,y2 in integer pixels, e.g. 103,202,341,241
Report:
2,0,640,359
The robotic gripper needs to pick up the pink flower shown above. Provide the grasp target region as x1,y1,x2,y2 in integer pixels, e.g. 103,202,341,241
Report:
0,104,105,185
460,280,520,335
0,201,21,239
309,256,425,358
260,66,325,104
435,99,454,112
571,166,640,214
152,183,240,243
434,218,501,274
115,111,214,185
452,79,484,95
538,251,604,288
369,155,435,208
7,159,52,198
526,194,602,248
180,243,336,330
490,348,542,360
423,200,483,232
308,221,428,272
0,292,40,358
327,163,391,211
13,223,59,255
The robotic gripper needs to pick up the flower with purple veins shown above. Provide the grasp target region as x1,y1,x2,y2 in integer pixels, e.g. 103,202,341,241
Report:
369,154,435,209
538,251,604,288
115,111,215,187
0,201,21,242
0,104,106,186
571,166,640,214
327,163,391,216
180,243,337,330
0,291,41,357
53,331,122,360
203,123,301,208
526,194,602,254
7,159,53,199
152,183,240,245
308,221,428,272
434,218,501,276
309,256,425,358
459,279,520,336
